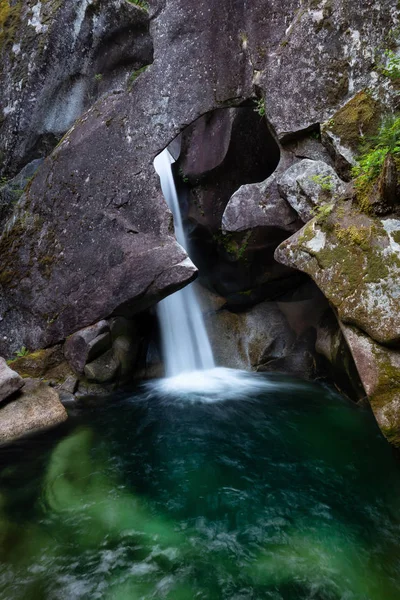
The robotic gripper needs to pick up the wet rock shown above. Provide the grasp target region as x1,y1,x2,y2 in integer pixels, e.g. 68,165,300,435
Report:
315,310,365,401
205,284,328,379
205,302,296,371
74,379,115,400
58,390,77,407
0,358,24,403
0,0,397,356
59,375,78,395
1,0,153,176
0,379,67,445
63,321,110,374
0,159,43,231
339,323,400,446
275,202,400,346
84,349,120,384
277,160,347,222
109,316,136,341
113,336,138,381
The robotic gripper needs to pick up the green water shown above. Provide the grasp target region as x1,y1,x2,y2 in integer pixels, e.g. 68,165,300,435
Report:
1,370,400,599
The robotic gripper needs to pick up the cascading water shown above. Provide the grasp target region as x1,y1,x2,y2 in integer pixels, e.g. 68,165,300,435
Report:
154,149,215,378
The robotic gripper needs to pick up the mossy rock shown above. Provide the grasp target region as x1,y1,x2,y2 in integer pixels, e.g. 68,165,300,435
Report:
337,323,400,447
0,0,22,52
323,90,382,153
275,201,400,345
9,345,64,378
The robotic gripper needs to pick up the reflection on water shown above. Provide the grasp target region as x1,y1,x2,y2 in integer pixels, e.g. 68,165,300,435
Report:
1,369,400,599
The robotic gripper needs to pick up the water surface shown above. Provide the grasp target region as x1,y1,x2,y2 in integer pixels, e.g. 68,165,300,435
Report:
1,369,400,599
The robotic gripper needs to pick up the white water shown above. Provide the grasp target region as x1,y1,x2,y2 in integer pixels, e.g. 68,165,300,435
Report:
154,149,215,378
148,366,291,403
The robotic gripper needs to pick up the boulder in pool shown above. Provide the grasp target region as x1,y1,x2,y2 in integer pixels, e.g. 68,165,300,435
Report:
0,379,67,445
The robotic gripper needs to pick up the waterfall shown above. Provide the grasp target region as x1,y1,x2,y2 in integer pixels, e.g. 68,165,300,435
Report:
154,149,215,378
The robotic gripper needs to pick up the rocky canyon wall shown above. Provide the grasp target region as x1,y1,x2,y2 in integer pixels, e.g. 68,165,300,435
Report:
1,0,400,443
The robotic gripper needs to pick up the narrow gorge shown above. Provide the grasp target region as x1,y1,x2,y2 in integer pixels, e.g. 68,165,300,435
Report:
1,0,400,598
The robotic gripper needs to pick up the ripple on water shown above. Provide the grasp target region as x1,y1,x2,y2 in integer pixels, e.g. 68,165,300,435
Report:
0,370,400,599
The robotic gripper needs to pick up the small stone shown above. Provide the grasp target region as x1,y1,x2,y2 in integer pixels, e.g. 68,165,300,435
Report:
64,321,110,374
113,335,139,380
59,375,78,394
87,332,112,363
84,349,120,383
0,358,24,403
58,390,77,407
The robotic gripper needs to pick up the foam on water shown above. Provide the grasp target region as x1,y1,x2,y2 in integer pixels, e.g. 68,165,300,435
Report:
147,367,303,403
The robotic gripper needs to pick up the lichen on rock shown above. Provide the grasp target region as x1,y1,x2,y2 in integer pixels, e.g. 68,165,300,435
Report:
275,200,400,345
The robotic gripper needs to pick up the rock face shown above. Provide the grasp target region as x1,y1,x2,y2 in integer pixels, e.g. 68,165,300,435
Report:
275,203,400,346
277,159,347,222
0,159,43,230
0,379,67,445
339,324,400,446
204,280,362,394
0,0,397,357
0,357,24,402
274,194,400,444
1,0,153,176
222,174,301,234
178,107,281,230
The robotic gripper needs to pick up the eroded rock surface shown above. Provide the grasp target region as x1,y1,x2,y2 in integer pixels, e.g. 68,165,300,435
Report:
275,202,400,345
0,0,397,356
222,174,301,234
277,159,347,222
1,0,153,176
0,379,67,445
339,324,400,445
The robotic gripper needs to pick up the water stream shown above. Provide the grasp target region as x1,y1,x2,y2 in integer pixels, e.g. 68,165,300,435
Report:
154,149,214,377
1,150,400,599
1,375,400,599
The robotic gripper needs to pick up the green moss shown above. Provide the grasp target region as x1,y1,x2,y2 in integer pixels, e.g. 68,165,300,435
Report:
127,64,150,91
0,0,22,52
38,255,56,278
125,0,149,11
325,90,382,152
213,230,251,262
352,115,400,212
324,59,350,106
316,243,364,290
334,223,371,248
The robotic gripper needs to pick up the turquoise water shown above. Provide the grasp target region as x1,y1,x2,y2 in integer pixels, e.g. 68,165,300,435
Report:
1,370,400,599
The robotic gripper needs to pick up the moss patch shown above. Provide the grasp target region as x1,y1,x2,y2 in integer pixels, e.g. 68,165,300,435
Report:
9,346,64,378
0,0,22,52
325,90,382,152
